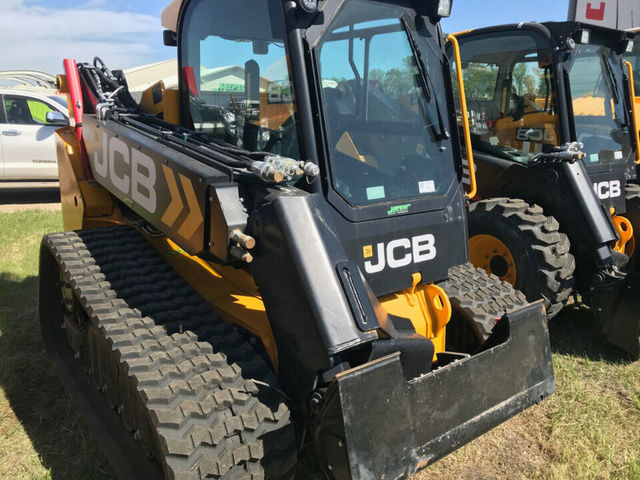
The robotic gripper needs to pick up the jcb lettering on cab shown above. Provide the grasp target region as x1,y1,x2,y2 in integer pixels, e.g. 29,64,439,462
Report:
364,234,436,274
594,180,621,200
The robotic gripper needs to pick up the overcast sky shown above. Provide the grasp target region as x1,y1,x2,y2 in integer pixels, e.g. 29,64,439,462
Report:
0,0,568,75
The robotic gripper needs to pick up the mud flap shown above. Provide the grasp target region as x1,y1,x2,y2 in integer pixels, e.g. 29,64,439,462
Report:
314,302,554,480
599,271,640,359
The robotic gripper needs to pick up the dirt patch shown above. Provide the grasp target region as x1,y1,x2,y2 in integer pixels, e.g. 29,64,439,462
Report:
413,408,550,480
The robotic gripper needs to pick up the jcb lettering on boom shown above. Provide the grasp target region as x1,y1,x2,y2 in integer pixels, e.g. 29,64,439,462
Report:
91,130,158,213
593,180,622,200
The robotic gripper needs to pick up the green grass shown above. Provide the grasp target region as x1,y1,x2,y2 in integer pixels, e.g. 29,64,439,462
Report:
1,209,640,479
419,312,640,479
0,210,113,480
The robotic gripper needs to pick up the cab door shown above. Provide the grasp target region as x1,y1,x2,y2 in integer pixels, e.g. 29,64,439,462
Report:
0,94,64,180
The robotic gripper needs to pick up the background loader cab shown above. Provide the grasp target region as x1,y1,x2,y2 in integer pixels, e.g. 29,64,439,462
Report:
452,22,640,356
38,1,554,479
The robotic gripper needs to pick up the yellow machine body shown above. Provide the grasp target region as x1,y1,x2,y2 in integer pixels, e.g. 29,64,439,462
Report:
54,52,464,370
379,273,452,358
55,134,455,368
139,80,181,125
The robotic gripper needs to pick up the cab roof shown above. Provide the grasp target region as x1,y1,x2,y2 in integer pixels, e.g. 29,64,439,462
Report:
455,21,634,53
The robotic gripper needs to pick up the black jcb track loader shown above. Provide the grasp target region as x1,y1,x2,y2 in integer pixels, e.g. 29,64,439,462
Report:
38,1,554,479
450,22,640,357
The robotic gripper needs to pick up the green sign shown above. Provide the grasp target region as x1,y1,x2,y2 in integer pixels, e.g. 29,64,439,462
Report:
216,83,244,92
387,204,411,216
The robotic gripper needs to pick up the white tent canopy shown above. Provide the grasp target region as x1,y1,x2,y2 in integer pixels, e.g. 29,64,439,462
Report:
161,0,183,32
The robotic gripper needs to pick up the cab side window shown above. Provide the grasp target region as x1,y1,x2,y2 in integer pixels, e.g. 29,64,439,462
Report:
452,61,500,132
4,96,56,125
509,60,553,119
453,32,559,164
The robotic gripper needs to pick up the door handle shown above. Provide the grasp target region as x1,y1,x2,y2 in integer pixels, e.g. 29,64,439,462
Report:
2,130,21,136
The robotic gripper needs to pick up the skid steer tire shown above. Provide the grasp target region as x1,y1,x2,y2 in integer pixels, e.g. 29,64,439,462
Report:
624,183,640,266
441,262,529,342
467,198,575,319
39,226,297,480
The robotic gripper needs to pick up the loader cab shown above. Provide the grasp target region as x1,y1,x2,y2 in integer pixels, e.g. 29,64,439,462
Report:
177,0,470,294
451,22,638,213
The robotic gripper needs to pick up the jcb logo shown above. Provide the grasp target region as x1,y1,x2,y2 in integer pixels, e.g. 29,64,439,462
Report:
363,234,436,274
92,131,157,213
515,128,554,143
91,130,204,240
593,180,621,200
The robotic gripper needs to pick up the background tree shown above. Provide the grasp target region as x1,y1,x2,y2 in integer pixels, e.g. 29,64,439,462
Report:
512,62,527,95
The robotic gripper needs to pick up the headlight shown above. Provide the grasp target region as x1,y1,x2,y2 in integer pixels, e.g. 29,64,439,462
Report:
437,0,453,17
224,112,236,124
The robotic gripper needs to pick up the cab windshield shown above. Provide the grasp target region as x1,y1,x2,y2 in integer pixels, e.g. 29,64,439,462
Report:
455,31,634,166
180,0,300,158
453,31,559,164
316,0,456,207
569,44,633,166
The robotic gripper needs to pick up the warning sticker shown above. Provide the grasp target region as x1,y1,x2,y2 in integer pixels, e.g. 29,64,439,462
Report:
366,186,386,200
419,180,436,194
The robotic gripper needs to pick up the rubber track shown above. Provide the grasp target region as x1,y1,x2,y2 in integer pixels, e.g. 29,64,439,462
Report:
441,263,530,340
469,198,575,318
43,226,296,480
625,183,640,201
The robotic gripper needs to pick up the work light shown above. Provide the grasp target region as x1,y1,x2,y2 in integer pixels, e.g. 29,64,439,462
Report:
437,0,453,17
299,0,318,13
578,29,590,45
625,39,635,53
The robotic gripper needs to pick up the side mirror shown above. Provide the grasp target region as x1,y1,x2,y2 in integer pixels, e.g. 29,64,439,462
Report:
46,111,68,126
163,29,177,47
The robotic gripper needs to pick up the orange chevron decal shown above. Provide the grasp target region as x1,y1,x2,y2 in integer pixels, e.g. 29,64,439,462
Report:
161,165,183,227
178,173,204,239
